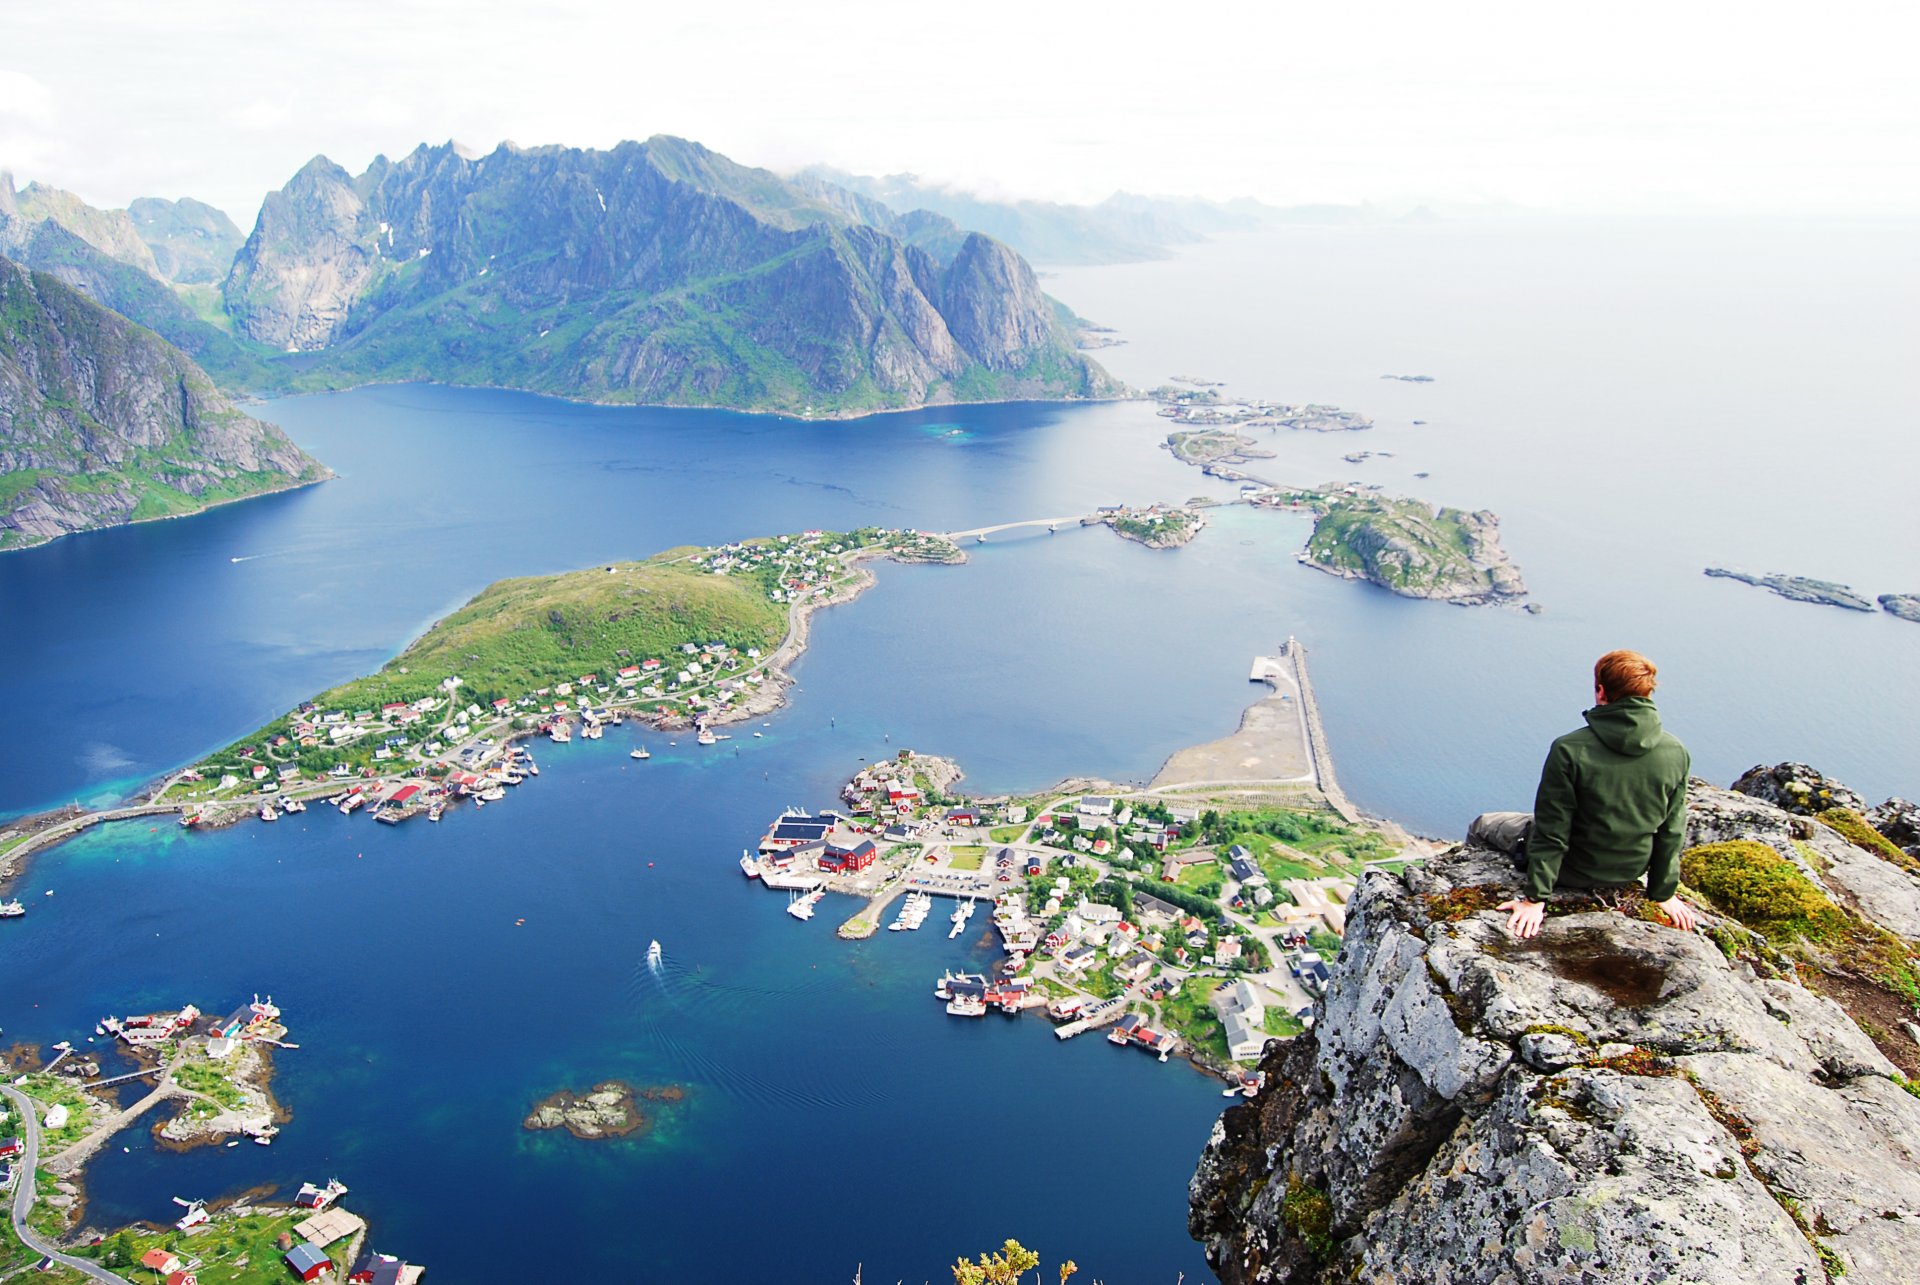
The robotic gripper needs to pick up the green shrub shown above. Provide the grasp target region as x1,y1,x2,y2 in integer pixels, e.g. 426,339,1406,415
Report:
1680,842,1828,926
1282,1176,1335,1258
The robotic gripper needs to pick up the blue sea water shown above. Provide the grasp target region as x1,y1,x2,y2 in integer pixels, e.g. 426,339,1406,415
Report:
2,217,1917,1281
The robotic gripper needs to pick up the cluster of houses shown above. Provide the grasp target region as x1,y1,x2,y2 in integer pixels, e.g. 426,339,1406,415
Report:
698,529,859,604
1158,393,1374,433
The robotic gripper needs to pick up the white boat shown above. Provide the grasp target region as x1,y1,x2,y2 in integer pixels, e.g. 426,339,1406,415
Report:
428,805,443,822
646,939,663,966
631,749,646,759
946,996,988,1017
0,900,24,919
548,722,572,743
283,798,307,814
527,759,539,775
582,723,604,740
739,852,760,878
787,889,825,921
259,806,278,822
696,728,717,746
479,786,506,802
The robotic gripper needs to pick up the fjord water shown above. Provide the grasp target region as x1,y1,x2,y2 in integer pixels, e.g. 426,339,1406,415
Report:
2,217,1916,1280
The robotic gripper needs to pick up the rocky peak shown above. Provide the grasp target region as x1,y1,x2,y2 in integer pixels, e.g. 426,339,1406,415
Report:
1191,769,1920,1284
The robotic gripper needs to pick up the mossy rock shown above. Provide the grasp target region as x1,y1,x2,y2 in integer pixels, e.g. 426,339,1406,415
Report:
1680,842,1829,927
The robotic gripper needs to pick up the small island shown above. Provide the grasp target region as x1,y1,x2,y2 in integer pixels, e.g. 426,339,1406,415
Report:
1877,594,1920,624
1704,568,1875,612
1261,487,1527,606
1379,373,1435,383
523,1081,685,1140
1106,506,1205,549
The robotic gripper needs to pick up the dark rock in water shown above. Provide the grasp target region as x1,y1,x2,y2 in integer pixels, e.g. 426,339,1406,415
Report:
1189,777,1920,1284
1878,593,1920,623
523,1080,685,1140
1703,567,1875,611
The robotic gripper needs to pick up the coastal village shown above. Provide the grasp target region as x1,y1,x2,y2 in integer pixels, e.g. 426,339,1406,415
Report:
127,528,965,834
0,512,1425,1274
733,638,1417,1086
1,996,429,1283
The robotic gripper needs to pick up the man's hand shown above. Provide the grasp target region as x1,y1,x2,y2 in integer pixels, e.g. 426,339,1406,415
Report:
1498,898,1545,939
1653,896,1698,932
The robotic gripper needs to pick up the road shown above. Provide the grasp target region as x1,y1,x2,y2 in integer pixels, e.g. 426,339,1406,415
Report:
0,1084,133,1285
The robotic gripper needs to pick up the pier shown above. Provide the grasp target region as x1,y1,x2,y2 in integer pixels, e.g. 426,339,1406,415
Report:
1286,638,1361,825
1054,999,1127,1039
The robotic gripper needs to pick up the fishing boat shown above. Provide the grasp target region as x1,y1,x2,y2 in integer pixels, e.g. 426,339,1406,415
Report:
945,996,988,1017
696,727,718,746
630,748,646,760
739,852,760,878
479,786,506,803
787,889,825,921
0,900,24,918
526,758,539,776
282,798,307,814
259,805,278,822
428,804,443,822
646,939,663,966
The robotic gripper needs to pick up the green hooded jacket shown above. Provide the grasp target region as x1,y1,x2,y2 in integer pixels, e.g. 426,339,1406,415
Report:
1526,697,1691,902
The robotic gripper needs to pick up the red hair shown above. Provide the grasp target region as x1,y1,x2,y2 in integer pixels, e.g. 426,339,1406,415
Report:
1595,649,1658,702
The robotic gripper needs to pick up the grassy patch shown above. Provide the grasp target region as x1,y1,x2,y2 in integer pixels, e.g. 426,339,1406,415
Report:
82,1208,357,1283
1281,1176,1335,1258
174,1056,249,1112
1817,808,1919,875
988,825,1026,845
948,846,987,871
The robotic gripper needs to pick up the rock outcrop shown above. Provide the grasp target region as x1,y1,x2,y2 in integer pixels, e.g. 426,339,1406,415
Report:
1878,594,1920,624
222,137,1119,415
1704,568,1877,612
0,254,329,550
522,1081,684,1140
1191,772,1920,1284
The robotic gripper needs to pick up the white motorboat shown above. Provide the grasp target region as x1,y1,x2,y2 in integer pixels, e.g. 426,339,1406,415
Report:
646,939,663,966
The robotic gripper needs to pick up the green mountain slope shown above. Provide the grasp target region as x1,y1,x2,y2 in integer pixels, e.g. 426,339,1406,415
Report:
223,137,1119,415
0,254,330,551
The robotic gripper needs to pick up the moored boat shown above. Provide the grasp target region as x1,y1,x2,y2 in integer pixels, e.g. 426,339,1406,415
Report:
0,899,25,918
739,852,760,878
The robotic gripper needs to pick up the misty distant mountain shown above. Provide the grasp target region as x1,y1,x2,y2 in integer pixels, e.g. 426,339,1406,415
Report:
127,196,247,285
793,168,1366,266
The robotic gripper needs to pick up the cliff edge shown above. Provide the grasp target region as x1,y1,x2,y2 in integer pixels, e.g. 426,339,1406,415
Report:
1191,765,1920,1284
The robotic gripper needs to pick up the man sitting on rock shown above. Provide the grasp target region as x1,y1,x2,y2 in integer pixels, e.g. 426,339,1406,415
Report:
1476,649,1698,939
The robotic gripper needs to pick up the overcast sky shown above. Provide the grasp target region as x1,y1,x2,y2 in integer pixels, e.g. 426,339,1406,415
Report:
2,0,1914,228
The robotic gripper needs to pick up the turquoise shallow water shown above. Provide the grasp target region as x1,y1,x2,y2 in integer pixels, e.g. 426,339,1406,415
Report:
2,217,1916,1280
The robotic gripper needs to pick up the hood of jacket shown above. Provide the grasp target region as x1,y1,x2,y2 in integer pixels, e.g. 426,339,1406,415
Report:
1584,696,1665,756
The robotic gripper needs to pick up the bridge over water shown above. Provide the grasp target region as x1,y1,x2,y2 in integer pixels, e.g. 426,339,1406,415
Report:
941,514,1093,541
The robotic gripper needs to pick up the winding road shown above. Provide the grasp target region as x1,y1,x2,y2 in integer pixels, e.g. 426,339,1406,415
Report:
1,1084,132,1284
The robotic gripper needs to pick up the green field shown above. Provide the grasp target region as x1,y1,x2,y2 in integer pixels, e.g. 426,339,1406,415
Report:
178,529,923,788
